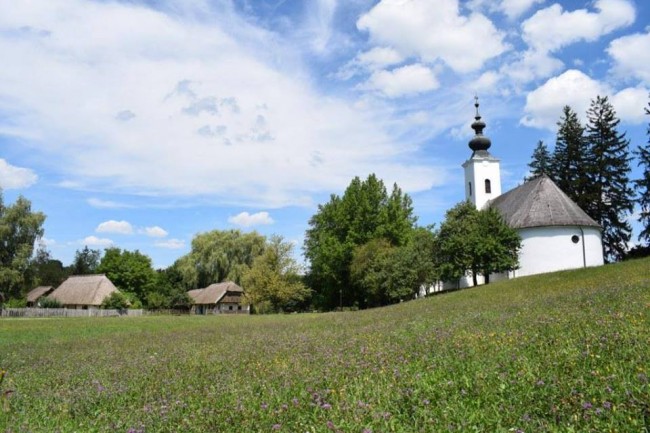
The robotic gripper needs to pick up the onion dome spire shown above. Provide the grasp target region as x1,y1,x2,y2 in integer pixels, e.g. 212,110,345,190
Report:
469,96,491,152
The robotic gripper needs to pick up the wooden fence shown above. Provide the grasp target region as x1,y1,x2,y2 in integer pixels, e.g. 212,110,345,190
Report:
0,308,144,318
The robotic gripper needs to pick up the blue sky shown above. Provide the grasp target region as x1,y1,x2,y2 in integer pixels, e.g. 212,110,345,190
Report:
0,0,648,268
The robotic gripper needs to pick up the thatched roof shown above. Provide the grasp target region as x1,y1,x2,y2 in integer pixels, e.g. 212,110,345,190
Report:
188,281,245,305
489,175,600,229
49,274,119,306
26,286,54,303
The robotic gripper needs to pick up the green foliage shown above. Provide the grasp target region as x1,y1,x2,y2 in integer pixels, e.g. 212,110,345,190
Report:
72,246,102,275
584,96,634,262
3,298,27,308
100,291,130,310
350,228,438,307
1,258,648,432
304,174,417,310
525,140,552,181
437,201,520,285
551,106,590,208
242,235,311,313
30,244,69,288
635,97,650,245
0,192,46,300
38,297,62,309
97,248,157,303
174,229,266,289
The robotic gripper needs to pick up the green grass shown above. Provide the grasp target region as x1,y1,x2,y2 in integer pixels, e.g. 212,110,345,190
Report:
1,258,649,432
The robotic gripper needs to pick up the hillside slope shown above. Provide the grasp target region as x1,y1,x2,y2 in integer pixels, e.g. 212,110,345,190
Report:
1,258,649,432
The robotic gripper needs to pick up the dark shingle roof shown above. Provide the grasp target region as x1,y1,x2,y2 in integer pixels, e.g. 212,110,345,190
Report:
489,175,600,229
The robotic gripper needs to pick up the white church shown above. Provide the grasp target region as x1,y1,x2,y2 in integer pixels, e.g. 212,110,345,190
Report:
454,99,604,287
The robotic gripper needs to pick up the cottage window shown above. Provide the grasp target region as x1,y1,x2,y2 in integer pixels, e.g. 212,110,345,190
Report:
229,305,233,310
238,305,242,310
485,179,491,194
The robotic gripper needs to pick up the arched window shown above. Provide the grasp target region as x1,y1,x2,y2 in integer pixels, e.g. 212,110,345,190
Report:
485,179,491,194
468,182,472,196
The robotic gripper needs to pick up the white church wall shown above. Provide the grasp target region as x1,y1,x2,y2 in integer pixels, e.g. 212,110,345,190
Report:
515,226,604,277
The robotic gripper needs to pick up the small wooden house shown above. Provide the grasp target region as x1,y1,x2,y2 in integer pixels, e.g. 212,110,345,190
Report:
26,286,54,307
49,274,119,309
188,281,249,315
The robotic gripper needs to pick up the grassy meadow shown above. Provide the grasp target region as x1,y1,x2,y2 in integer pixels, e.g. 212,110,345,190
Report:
1,258,649,432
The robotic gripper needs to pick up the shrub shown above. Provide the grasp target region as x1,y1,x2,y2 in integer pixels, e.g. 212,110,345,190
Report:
38,297,62,308
100,292,130,310
4,298,26,308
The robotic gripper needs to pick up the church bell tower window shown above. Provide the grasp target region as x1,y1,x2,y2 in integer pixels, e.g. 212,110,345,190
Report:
469,182,472,196
485,179,491,194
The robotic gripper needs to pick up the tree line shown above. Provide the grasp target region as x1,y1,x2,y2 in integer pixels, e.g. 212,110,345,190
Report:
526,95,650,262
2,95,648,312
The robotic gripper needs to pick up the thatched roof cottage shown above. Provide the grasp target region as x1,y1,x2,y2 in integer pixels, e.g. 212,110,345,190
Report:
188,281,249,315
26,286,54,307
49,274,119,309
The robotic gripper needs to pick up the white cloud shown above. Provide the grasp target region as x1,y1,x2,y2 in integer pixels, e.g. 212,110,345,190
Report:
154,238,185,249
468,0,545,19
336,47,405,80
522,0,635,53
0,159,37,189
142,226,169,238
361,64,439,98
82,236,113,247
500,0,545,19
87,198,132,209
610,87,649,124
96,220,134,234
608,30,650,83
228,211,274,227
41,237,56,246
357,0,508,73
521,69,647,129
0,0,443,207
521,69,607,129
510,0,635,83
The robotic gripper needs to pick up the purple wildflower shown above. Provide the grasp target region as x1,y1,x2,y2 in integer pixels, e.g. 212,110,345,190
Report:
582,402,592,410
272,424,281,430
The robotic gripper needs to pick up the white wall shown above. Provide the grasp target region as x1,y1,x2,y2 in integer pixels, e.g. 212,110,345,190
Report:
514,226,604,277
462,156,501,209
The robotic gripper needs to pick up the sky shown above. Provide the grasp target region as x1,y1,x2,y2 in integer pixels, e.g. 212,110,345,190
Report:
0,0,649,269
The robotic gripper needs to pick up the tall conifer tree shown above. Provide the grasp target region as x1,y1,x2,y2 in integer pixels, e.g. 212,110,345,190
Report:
551,106,589,208
584,95,634,262
635,98,650,244
525,140,552,181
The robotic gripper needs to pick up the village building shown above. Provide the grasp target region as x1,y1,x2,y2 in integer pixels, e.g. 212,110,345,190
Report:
48,274,120,309
26,286,54,307
458,99,604,286
187,281,250,315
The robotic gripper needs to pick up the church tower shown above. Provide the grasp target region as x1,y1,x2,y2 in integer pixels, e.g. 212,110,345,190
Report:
462,97,501,209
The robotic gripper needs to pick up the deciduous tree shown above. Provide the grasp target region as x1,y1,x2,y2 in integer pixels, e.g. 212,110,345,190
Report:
72,246,101,275
242,235,310,313
0,192,46,300
304,174,416,310
97,248,157,303
436,201,520,286
174,229,266,289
